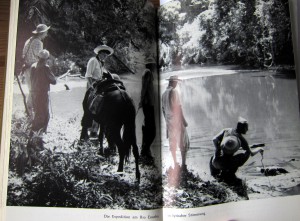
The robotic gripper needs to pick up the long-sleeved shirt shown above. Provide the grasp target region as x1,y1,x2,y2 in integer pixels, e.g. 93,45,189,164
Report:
30,62,56,93
22,37,43,66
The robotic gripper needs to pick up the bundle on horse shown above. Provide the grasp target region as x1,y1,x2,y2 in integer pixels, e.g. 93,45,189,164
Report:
80,75,140,182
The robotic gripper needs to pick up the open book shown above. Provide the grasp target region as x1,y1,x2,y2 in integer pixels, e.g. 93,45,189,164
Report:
1,0,300,220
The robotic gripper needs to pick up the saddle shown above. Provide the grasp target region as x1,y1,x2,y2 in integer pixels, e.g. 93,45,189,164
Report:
88,78,126,115
94,78,126,94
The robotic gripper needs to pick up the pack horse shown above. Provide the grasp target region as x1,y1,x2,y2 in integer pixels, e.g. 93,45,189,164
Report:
80,78,141,182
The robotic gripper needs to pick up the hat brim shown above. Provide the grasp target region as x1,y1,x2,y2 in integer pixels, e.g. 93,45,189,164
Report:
94,46,114,56
32,26,51,34
166,78,182,81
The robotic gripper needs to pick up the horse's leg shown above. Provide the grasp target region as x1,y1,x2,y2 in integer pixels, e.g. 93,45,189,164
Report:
132,142,141,183
107,126,125,173
99,124,104,148
98,124,104,155
80,89,93,141
123,121,140,182
80,126,89,141
80,113,92,141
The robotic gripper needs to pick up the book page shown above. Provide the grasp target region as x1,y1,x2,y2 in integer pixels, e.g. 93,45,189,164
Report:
1,0,163,220
290,0,300,107
158,0,300,220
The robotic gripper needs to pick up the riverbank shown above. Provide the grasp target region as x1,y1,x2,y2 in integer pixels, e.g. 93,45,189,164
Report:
9,65,300,208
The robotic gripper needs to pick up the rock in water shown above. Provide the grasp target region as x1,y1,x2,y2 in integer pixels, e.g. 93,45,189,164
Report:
260,167,288,176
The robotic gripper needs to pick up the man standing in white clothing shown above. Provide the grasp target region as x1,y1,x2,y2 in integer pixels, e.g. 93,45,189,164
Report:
162,75,189,170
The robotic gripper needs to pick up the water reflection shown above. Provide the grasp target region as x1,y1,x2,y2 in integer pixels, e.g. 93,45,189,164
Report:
161,69,300,176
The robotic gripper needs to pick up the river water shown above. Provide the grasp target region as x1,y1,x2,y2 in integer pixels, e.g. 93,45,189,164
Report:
160,67,300,179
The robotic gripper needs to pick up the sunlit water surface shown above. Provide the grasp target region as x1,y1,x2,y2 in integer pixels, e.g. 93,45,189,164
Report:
160,67,300,179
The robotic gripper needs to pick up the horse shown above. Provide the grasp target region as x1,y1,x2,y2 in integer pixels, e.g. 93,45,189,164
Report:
80,78,140,182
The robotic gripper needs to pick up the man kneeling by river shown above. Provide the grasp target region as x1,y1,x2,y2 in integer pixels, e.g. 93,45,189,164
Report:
210,117,264,184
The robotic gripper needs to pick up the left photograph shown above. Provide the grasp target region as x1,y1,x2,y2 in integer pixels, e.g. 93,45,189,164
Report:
7,0,162,209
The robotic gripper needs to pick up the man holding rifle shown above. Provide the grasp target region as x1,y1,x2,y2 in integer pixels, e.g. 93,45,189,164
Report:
210,117,264,182
22,24,50,117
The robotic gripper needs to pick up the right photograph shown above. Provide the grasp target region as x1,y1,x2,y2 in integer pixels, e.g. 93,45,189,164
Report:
158,0,300,208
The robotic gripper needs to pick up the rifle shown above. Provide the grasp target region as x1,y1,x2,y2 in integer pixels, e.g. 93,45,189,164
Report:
15,68,30,117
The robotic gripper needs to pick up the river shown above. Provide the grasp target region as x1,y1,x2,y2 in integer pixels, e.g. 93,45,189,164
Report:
12,66,300,182
160,66,300,181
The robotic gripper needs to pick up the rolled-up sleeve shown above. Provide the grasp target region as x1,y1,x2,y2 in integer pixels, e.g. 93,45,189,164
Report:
85,58,97,78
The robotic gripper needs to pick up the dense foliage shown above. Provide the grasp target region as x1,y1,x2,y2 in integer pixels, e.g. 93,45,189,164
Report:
8,114,163,209
15,0,157,75
159,0,294,68
8,113,245,208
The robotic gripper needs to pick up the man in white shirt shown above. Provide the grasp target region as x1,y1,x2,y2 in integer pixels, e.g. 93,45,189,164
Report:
85,45,114,137
85,45,114,89
162,75,189,170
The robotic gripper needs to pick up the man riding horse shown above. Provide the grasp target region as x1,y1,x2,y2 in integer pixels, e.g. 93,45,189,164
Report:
84,45,114,139
80,45,140,182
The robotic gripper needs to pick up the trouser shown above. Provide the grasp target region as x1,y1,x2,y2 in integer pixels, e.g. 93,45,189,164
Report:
82,87,100,137
212,151,251,175
31,92,50,133
168,123,189,166
141,104,156,156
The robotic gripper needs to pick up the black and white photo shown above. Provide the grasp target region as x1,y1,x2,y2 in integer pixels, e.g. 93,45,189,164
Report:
159,0,300,208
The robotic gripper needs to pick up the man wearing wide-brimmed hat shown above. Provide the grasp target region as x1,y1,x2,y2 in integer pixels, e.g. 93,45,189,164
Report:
84,45,114,138
22,24,51,116
162,75,189,170
30,49,56,134
210,117,264,182
139,57,157,161
85,45,114,89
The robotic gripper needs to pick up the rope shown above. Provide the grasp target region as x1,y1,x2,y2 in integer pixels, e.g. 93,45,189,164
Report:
260,152,273,191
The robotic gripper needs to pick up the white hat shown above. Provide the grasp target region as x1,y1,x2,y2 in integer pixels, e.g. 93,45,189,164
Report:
94,45,114,55
38,49,50,60
112,73,121,80
238,117,248,124
221,136,240,155
166,75,182,81
32,24,51,34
